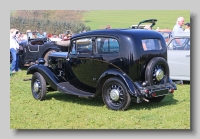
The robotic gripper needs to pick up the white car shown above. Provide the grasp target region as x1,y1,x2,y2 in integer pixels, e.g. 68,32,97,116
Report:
167,32,190,81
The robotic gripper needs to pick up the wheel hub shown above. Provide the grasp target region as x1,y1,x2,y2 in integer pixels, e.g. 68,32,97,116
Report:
155,69,164,81
33,81,40,93
110,89,120,101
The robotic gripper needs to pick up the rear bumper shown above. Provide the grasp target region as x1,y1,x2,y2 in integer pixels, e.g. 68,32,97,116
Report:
133,82,177,98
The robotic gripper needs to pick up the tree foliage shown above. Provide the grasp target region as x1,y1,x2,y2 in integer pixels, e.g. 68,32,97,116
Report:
10,10,91,34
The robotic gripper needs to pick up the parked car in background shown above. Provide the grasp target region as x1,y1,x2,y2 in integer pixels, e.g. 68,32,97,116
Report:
26,19,177,111
130,19,172,43
167,32,190,81
10,31,69,67
130,19,157,29
157,29,172,43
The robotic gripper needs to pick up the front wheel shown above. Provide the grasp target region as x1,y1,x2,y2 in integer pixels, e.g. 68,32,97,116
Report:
102,77,131,111
31,72,47,100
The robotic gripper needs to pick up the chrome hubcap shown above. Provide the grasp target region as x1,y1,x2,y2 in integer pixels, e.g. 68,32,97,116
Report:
110,89,120,101
155,69,164,81
33,80,40,93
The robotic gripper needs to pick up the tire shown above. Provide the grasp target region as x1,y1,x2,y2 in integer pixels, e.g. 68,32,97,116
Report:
31,72,47,100
102,77,131,111
145,57,169,86
145,57,169,102
44,50,56,66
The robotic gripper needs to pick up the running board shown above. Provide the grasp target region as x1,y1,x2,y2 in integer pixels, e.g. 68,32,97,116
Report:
57,82,95,98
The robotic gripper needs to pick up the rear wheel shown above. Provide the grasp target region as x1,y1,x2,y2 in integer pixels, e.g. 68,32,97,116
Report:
145,57,169,102
102,77,131,110
31,72,46,100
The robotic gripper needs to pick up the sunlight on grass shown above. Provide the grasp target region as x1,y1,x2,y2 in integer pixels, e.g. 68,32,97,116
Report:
10,70,190,129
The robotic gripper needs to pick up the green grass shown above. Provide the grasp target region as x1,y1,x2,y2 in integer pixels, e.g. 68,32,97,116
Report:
10,70,190,129
83,10,190,30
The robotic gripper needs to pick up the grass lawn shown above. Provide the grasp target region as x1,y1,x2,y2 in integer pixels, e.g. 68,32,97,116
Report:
10,69,190,129
83,10,190,30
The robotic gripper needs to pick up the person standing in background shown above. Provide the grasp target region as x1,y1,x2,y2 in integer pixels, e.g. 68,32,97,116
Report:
172,17,184,35
184,22,190,32
172,17,185,45
105,24,111,29
10,28,20,73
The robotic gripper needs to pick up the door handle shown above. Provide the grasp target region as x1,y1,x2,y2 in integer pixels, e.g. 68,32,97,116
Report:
186,55,190,57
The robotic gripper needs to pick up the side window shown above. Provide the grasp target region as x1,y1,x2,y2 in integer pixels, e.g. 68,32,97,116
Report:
142,39,162,51
71,38,92,54
97,37,119,54
168,38,190,50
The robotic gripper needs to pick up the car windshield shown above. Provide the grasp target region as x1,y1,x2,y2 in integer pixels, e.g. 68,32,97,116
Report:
167,37,190,50
27,32,47,39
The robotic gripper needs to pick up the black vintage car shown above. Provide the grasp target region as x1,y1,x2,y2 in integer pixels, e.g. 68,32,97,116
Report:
11,32,68,67
27,22,177,111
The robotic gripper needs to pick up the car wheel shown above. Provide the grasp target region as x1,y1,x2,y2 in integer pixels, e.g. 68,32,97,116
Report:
102,77,131,110
31,72,46,100
145,57,169,85
44,50,56,66
145,57,169,102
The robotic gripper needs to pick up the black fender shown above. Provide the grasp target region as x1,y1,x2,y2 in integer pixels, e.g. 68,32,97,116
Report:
27,64,60,90
97,69,136,96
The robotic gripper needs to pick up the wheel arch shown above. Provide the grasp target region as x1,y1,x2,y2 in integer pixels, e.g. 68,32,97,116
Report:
27,65,60,90
96,69,136,96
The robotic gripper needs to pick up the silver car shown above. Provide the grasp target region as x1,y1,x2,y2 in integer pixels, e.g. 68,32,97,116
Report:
167,32,190,81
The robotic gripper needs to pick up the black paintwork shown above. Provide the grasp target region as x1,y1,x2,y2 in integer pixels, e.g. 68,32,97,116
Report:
27,28,176,99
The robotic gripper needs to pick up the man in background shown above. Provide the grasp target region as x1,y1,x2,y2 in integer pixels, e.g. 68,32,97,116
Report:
172,17,185,45
184,22,190,32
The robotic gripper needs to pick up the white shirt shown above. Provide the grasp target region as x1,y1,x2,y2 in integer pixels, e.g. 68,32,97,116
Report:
184,28,190,32
10,32,19,50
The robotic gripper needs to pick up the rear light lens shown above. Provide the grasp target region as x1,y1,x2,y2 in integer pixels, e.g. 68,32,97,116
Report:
152,93,156,97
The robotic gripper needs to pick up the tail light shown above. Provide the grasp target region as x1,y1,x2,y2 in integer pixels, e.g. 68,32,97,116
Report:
152,92,156,97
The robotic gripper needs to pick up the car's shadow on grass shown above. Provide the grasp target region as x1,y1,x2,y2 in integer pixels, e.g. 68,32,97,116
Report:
45,92,105,107
129,94,178,110
45,92,178,111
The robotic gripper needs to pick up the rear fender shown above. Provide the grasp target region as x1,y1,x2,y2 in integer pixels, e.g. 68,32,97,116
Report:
27,65,60,90
97,69,136,96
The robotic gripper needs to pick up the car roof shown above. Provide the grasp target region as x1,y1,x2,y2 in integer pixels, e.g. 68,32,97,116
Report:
71,28,163,39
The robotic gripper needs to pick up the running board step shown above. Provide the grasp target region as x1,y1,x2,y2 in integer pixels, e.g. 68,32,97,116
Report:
57,82,95,98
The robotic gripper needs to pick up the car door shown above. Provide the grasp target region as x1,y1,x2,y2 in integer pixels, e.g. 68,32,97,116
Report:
24,39,41,60
69,37,97,88
167,38,190,81
92,37,121,83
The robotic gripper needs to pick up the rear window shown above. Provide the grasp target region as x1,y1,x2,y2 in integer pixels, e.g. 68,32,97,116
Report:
142,39,162,51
